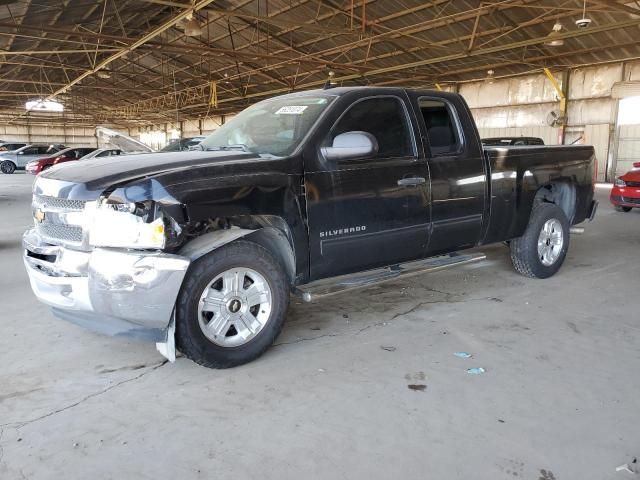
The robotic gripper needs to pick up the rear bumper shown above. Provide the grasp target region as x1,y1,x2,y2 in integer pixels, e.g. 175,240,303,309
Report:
23,228,190,339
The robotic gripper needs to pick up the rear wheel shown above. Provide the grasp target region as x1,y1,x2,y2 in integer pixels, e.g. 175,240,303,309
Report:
615,205,632,212
510,203,570,279
0,161,16,174
175,240,289,368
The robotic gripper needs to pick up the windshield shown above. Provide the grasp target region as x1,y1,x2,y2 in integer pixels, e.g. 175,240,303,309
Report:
199,95,335,157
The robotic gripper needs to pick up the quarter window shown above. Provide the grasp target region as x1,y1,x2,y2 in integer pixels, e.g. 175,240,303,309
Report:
419,98,462,155
331,97,414,158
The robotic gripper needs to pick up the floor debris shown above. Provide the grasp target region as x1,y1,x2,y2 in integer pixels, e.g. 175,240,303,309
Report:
407,384,426,392
616,458,637,474
380,346,396,352
454,352,472,358
466,367,486,375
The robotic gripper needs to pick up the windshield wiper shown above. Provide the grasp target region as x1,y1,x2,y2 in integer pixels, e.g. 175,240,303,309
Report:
204,144,251,152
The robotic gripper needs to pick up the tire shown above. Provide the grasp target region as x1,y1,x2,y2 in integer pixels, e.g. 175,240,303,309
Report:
510,203,570,279
615,206,632,212
175,240,289,368
0,161,16,174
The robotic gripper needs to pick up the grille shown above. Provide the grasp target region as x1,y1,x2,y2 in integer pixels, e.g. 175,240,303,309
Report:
33,195,86,211
622,196,640,205
32,194,88,246
625,181,640,188
37,223,83,243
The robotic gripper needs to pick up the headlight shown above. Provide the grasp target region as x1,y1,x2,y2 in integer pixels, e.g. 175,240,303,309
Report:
614,177,626,187
89,199,166,249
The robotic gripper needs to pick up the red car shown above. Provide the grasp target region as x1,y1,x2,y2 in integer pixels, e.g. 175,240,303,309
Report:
610,162,640,212
25,147,96,175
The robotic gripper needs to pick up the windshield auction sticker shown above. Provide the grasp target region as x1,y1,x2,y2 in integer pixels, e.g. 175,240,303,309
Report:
275,105,308,115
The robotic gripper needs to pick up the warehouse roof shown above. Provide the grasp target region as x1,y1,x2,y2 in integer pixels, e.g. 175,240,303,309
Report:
0,0,639,125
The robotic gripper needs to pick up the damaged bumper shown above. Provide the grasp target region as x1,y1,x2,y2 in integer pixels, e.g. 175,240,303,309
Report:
23,229,189,353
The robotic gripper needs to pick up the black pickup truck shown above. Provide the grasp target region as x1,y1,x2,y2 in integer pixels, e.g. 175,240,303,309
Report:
23,87,597,368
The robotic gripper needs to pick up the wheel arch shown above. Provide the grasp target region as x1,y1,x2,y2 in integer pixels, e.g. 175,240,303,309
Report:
533,180,577,223
177,215,297,286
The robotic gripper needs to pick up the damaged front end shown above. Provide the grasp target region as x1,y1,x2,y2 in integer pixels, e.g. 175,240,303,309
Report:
23,176,191,361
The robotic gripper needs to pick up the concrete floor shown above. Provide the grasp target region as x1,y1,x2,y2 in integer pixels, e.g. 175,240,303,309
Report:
1,172,638,480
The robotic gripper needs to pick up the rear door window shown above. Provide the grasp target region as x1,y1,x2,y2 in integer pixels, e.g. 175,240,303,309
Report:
418,98,463,156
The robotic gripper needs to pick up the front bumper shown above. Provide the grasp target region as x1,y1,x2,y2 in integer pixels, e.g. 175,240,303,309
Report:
23,228,190,341
610,185,640,208
25,162,40,175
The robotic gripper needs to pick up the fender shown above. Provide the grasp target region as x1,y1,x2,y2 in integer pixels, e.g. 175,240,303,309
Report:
179,227,256,260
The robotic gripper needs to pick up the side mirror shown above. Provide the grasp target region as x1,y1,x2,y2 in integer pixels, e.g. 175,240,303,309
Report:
321,131,378,161
18,151,24,155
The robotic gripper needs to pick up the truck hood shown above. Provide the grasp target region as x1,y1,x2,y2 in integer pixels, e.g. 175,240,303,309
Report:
38,150,262,199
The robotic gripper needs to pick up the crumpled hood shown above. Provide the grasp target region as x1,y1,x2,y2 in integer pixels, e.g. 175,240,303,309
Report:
38,150,261,199
621,167,640,182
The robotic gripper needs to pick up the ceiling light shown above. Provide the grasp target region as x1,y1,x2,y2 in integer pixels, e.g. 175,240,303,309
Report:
25,99,64,112
576,0,592,28
184,17,202,36
484,69,495,84
544,22,564,47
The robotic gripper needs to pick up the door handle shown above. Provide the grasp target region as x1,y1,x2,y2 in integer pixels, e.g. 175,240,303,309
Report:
397,177,426,186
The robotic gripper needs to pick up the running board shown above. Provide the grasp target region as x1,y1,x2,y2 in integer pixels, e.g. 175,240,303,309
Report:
295,252,486,302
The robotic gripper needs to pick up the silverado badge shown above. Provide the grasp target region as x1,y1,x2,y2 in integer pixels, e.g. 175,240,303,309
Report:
34,208,45,223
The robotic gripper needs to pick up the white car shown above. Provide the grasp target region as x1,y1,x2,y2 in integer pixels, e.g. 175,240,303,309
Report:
80,148,123,160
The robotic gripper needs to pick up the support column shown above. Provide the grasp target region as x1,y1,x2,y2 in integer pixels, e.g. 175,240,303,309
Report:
543,67,568,144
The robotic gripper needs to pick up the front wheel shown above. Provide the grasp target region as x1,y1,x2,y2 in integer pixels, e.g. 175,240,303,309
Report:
0,161,16,174
615,205,632,212
175,240,289,368
510,203,570,279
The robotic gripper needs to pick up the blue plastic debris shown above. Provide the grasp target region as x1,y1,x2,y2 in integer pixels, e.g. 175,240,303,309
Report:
454,352,472,358
466,367,486,375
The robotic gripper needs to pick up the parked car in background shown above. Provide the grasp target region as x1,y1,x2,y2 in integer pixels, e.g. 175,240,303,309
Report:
160,136,206,152
0,144,65,174
610,162,640,212
0,142,27,152
80,148,123,160
25,147,97,175
482,137,545,146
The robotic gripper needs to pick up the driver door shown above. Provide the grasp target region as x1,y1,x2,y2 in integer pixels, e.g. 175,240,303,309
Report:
304,95,431,280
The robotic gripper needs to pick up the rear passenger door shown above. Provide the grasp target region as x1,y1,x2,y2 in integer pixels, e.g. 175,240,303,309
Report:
304,94,431,280
408,94,487,256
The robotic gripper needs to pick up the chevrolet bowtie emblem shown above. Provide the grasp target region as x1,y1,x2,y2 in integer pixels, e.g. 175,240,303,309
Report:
34,208,45,223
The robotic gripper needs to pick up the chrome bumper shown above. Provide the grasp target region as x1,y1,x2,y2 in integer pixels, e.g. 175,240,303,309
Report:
23,228,190,339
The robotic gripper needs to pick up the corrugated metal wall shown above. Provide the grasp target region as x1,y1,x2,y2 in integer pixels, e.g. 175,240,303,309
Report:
617,125,640,174
0,124,97,147
462,60,640,181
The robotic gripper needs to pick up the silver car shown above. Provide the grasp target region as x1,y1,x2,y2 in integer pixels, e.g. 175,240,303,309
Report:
79,148,123,160
0,144,64,174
